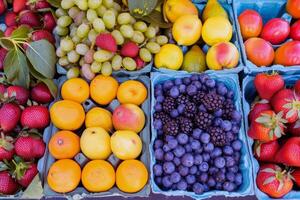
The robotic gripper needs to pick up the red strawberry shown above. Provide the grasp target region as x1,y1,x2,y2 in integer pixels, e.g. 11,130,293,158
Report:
256,164,293,198
0,171,19,194
271,88,300,123
31,30,55,44
0,103,21,132
13,0,27,13
295,79,300,96
0,47,8,71
292,168,300,187
28,0,50,10
4,26,17,37
121,42,139,58
275,137,300,167
31,82,53,104
248,100,272,122
248,110,286,142
5,11,18,27
0,134,14,161
0,0,7,15
95,33,117,52
13,161,37,187
253,140,279,162
135,56,145,69
0,83,6,95
7,85,29,105
19,10,40,27
42,12,56,32
289,119,300,136
32,138,45,158
15,135,45,160
254,73,284,100
21,106,49,129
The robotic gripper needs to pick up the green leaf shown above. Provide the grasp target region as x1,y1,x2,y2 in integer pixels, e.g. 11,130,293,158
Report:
0,30,4,38
142,10,171,28
286,109,296,119
4,49,30,88
128,0,158,18
26,40,56,79
263,176,275,185
21,175,43,199
274,126,282,138
261,168,276,174
255,116,270,124
10,25,31,40
0,38,15,50
46,0,61,7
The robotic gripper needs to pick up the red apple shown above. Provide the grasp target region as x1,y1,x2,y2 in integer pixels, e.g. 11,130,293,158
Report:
274,41,300,66
291,19,300,41
238,9,263,40
261,18,290,45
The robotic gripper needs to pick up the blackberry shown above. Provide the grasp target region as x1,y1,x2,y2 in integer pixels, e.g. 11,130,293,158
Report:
202,92,224,112
163,120,179,136
178,117,193,134
194,111,213,131
162,96,176,113
209,127,227,147
154,112,170,125
192,91,205,104
184,102,197,118
176,95,190,105
223,99,235,120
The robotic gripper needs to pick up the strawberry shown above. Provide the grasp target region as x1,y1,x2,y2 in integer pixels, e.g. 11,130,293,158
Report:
31,30,55,44
15,135,45,160
21,106,49,129
295,79,300,96
28,0,50,10
253,140,279,162
0,83,6,95
292,168,300,187
121,42,139,58
271,88,300,123
95,33,117,52
42,12,56,32
13,161,37,187
254,73,284,100
0,171,19,194
19,10,40,27
0,0,7,15
256,164,293,198
289,119,300,136
248,110,286,142
135,56,145,69
30,82,53,104
0,103,21,132
5,11,18,27
32,138,45,158
13,0,27,13
248,100,272,123
4,26,17,37
275,137,300,167
0,134,14,161
7,85,29,105
0,47,8,71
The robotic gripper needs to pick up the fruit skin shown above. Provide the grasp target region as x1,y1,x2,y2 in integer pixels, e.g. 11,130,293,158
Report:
49,130,80,159
4,26,17,37
202,0,228,22
19,10,40,27
13,0,26,13
43,12,56,32
253,140,280,162
275,137,300,167
21,106,50,129
85,107,113,131
163,0,198,23
244,37,274,67
238,9,263,39
290,19,300,41
120,42,139,58
256,164,293,198
5,11,18,27
32,30,55,44
286,0,300,19
289,120,300,136
260,18,290,45
112,104,146,133
61,78,89,103
182,45,206,73
0,171,19,195
274,41,300,66
81,160,115,192
0,103,21,132
31,82,53,104
154,44,183,70
15,162,38,187
96,33,117,53
7,85,29,105
172,15,202,46
0,0,6,15
0,135,14,161
0,48,8,70
117,80,147,106
254,73,284,100
135,57,145,69
249,101,272,123
292,168,300,187
15,135,45,160
206,42,239,70
47,159,81,193
80,127,111,160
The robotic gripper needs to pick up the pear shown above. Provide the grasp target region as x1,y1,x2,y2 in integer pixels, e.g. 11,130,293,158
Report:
182,45,206,72
202,0,228,22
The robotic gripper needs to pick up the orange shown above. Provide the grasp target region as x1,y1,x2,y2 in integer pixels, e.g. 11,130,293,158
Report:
117,80,147,106
49,131,80,159
81,160,115,192
85,107,113,131
116,160,148,193
47,159,81,193
50,100,85,130
90,75,119,105
61,78,90,103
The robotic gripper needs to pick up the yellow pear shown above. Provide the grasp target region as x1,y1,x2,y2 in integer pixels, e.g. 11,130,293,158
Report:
163,0,198,23
202,0,228,22
182,45,206,72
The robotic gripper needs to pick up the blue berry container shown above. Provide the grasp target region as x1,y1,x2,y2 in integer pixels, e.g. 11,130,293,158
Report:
150,72,253,199
242,74,300,200
233,0,300,75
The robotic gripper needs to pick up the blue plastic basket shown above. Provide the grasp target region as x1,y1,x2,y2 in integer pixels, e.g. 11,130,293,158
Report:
150,72,253,199
233,0,300,75
242,74,300,200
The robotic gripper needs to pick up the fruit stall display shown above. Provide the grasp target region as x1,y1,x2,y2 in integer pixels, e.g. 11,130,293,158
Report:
234,0,300,74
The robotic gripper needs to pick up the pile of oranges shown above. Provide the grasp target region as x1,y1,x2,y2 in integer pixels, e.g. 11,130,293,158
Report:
46,75,149,194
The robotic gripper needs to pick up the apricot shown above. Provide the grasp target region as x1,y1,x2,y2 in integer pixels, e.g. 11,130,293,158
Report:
117,80,147,106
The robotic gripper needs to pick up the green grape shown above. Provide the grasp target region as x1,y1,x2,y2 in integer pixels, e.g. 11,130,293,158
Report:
60,37,74,52
56,47,66,57
68,7,80,19
88,29,98,41
113,2,121,12
139,48,152,62
81,64,95,80
120,24,134,38
145,26,156,38
93,18,105,33
111,30,124,45
103,0,113,8
67,67,80,79
59,56,69,66
101,62,112,76
87,9,98,22
79,57,85,66
130,17,136,24
96,5,106,17
88,0,102,9
55,26,69,36
94,50,113,62
131,31,145,44
122,57,137,71
55,8,67,17
117,13,131,25
77,23,90,38
133,21,147,32
69,26,78,38
74,11,85,25
146,42,161,54
76,43,89,55
75,0,88,10
150,24,159,33
72,35,81,44
156,35,168,45
103,10,116,29
91,61,102,73
111,55,122,71
67,50,80,63
82,38,92,46
61,0,75,9
84,49,95,64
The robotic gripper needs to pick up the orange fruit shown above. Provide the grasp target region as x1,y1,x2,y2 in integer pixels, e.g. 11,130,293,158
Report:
61,78,89,103
47,159,81,193
117,80,147,106
49,131,80,159
81,160,115,192
116,160,148,193
50,100,85,130
85,107,113,131
90,75,119,105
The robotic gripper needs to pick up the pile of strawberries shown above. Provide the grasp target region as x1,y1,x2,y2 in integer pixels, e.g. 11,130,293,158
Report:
0,82,52,195
248,73,300,198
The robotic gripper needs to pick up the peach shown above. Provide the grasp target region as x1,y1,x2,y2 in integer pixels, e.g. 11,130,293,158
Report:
117,80,147,106
112,104,145,133
206,42,239,70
